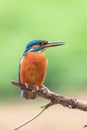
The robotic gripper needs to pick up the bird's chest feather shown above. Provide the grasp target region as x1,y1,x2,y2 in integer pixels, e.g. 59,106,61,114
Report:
20,52,48,86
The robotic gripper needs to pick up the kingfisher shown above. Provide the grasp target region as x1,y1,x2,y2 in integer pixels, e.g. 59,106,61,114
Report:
19,40,64,99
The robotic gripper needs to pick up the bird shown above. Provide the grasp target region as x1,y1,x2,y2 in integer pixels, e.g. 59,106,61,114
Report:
19,40,64,99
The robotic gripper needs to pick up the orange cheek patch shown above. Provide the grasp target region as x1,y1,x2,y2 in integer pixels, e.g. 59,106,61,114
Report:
31,45,39,49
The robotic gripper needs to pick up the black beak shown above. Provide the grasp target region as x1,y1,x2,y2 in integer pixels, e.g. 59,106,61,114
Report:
43,41,65,48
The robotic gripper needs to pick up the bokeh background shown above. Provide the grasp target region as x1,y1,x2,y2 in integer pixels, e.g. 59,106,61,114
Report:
0,0,87,130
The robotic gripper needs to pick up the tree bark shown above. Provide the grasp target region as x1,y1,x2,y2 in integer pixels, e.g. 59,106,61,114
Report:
11,80,87,111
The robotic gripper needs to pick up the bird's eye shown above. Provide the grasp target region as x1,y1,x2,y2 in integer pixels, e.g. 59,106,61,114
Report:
38,41,47,46
42,42,47,45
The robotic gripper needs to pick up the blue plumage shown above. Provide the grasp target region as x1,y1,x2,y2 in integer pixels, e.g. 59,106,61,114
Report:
19,39,64,83
23,40,44,55
19,40,45,81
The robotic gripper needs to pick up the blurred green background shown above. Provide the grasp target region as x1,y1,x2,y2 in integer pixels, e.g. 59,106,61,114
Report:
0,0,87,99
0,1,87,130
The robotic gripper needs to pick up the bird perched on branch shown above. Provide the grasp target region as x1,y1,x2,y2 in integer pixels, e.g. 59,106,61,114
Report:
19,40,64,99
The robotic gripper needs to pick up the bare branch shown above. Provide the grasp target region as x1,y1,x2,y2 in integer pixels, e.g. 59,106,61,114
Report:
14,108,46,130
11,80,87,111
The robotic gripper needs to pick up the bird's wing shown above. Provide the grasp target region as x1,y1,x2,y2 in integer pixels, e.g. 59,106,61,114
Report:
18,57,22,82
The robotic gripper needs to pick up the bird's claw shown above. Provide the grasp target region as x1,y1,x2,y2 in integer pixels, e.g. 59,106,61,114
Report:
31,85,39,93
24,83,29,88
34,85,39,91
24,83,39,92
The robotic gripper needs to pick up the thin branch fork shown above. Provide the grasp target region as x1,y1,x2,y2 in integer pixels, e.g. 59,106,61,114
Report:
11,80,87,111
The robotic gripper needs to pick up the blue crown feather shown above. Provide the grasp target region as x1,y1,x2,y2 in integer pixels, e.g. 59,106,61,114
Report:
23,40,44,55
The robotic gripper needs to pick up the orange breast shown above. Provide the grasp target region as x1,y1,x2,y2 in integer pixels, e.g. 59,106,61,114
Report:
20,52,48,87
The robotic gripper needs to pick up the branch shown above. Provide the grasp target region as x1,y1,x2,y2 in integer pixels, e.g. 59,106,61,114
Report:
11,80,87,129
11,80,87,111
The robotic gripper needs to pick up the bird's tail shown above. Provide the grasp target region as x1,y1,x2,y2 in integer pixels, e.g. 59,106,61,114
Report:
21,90,36,99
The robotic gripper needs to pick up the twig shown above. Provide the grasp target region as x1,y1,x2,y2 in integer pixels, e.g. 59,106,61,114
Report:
14,107,46,130
84,124,87,128
11,80,87,111
11,80,87,129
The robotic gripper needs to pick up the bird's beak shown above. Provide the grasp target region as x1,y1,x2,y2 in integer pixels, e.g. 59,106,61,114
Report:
43,41,65,49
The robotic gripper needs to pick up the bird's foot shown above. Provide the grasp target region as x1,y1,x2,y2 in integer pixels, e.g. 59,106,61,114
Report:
33,85,39,92
24,83,39,92
24,83,29,88
34,85,39,91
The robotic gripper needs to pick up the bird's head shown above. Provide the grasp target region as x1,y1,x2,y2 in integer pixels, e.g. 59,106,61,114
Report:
23,40,64,55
